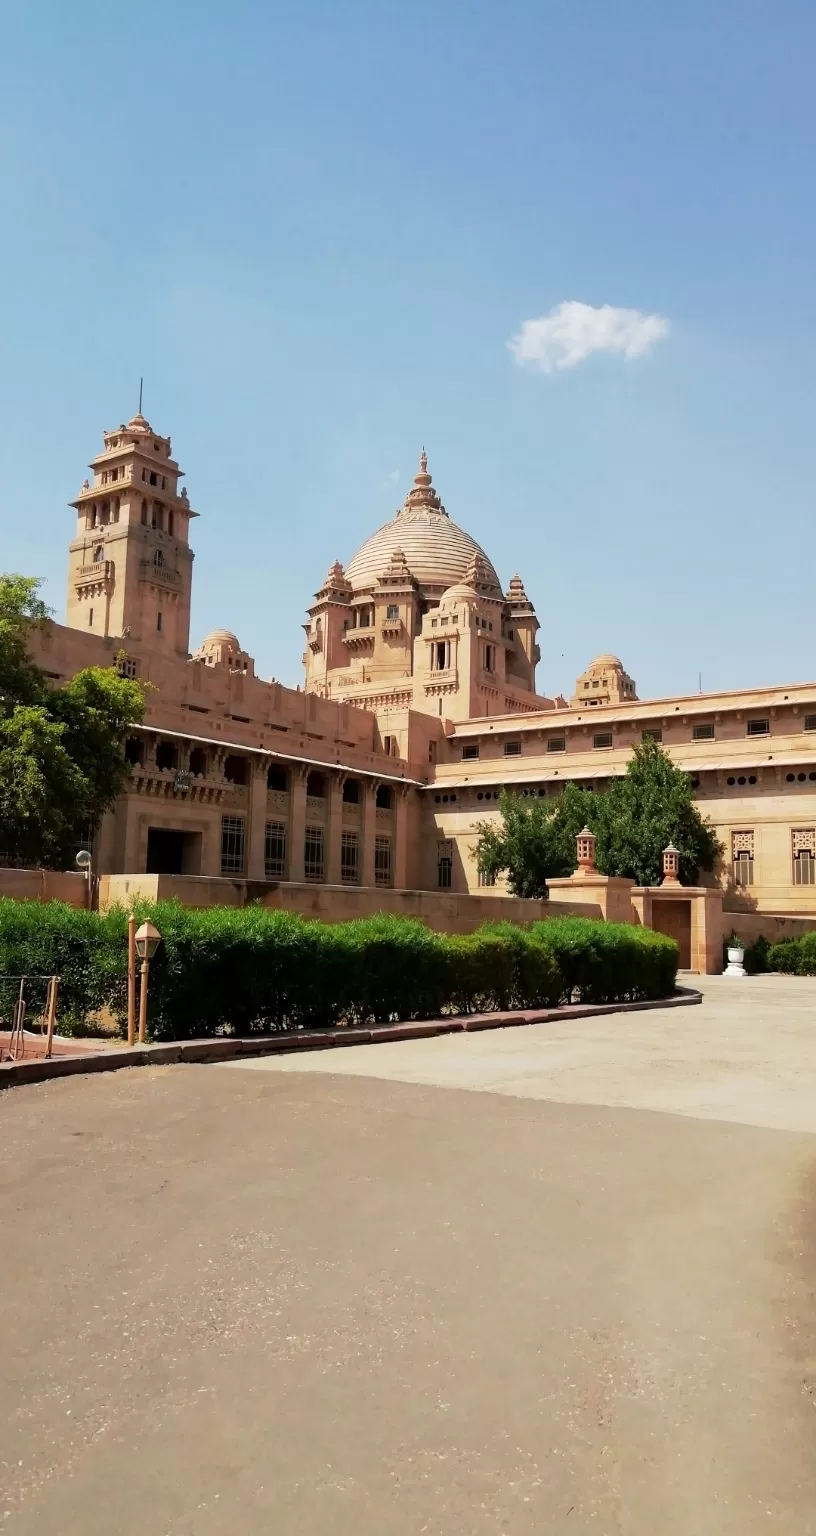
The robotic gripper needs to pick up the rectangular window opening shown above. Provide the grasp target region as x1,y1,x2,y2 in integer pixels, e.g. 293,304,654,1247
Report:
341,830,360,885
462,743,480,761
593,731,613,750
374,836,392,887
747,718,770,737
732,831,755,888
437,856,452,889
220,816,246,875
304,826,324,882
264,821,286,879
692,723,715,741
794,849,816,886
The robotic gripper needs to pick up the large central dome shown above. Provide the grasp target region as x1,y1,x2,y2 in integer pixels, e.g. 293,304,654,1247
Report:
344,452,502,593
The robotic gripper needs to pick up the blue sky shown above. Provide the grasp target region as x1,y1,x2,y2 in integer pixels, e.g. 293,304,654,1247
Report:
1,1,814,700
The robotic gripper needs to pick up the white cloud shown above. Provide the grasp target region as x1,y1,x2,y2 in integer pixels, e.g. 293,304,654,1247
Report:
508,300,670,373
386,469,401,483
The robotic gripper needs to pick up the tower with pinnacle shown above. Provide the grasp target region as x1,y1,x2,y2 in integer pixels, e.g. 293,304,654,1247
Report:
66,411,197,656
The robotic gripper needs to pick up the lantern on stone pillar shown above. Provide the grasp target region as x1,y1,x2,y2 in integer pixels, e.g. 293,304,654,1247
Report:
575,825,597,877
662,843,681,886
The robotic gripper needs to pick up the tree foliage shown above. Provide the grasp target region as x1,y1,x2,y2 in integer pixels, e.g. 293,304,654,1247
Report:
0,574,145,867
476,739,721,897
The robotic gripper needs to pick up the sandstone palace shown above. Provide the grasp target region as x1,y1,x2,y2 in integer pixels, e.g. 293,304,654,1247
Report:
24,409,816,964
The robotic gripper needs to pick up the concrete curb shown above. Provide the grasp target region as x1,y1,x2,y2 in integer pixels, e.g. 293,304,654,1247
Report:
0,986,702,1089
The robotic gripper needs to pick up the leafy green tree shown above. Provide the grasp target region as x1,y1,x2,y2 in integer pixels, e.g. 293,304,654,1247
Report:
594,737,720,886
0,707,85,868
50,667,147,838
476,782,594,897
0,573,50,706
475,739,720,896
0,574,145,867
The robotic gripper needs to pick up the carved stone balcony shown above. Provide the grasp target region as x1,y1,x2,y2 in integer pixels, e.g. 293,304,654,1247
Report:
74,560,111,593
342,625,375,650
140,559,181,588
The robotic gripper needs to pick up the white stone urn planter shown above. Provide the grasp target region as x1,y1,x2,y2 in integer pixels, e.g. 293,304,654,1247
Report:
724,944,746,978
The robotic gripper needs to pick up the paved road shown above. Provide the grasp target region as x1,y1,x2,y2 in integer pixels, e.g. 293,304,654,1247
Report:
226,974,816,1132
1,979,815,1534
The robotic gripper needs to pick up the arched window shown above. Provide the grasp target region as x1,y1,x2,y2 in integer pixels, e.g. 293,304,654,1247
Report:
224,754,248,785
375,784,393,810
141,499,148,526
267,764,289,791
154,549,164,567
113,497,120,523
168,510,174,537
93,544,104,563
342,778,360,803
155,740,178,772
306,770,326,798
189,746,207,777
124,737,144,766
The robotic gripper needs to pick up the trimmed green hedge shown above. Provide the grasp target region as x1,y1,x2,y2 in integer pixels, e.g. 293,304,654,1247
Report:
765,933,816,975
0,899,679,1040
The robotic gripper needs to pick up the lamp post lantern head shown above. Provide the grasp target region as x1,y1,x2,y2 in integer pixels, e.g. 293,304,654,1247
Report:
575,825,597,878
662,843,681,886
75,849,92,870
134,920,162,960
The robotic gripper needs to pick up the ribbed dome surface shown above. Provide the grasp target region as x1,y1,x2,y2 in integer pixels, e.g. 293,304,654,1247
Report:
202,629,241,650
345,511,498,591
344,454,501,593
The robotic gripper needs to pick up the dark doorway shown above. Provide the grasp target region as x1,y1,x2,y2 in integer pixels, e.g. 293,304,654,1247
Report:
146,828,185,875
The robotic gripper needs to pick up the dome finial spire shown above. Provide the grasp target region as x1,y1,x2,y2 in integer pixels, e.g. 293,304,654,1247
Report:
401,447,443,513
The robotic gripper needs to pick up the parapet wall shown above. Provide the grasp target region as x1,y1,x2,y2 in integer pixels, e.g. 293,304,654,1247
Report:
99,873,589,934
0,870,88,908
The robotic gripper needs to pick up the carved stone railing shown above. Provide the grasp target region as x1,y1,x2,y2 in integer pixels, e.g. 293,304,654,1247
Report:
75,560,110,591
139,560,181,588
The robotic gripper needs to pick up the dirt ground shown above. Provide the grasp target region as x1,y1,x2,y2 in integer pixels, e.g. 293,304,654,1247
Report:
1,978,816,1534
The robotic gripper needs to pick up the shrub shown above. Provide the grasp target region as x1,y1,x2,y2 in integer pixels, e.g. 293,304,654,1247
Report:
766,933,816,975
722,933,769,974
0,900,680,1040
530,917,679,1004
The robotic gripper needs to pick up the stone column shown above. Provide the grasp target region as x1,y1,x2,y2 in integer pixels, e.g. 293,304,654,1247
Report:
393,785,409,891
362,779,378,887
326,774,344,886
288,764,308,883
246,758,268,881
